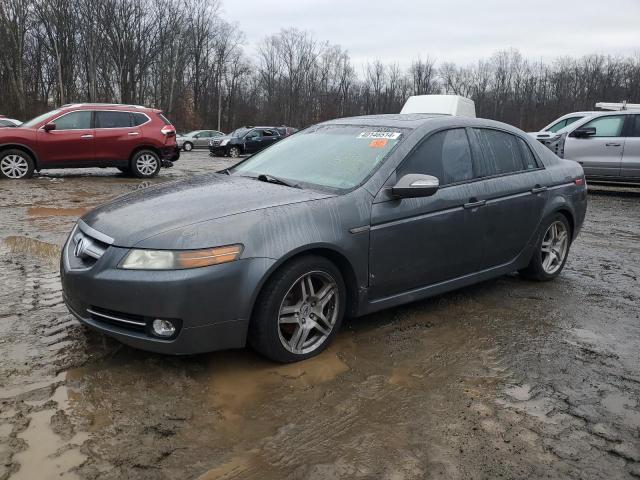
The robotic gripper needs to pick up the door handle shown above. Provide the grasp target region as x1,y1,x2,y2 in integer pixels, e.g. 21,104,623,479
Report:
531,185,548,194
81,134,93,139
128,132,140,136
463,199,486,209
605,143,621,147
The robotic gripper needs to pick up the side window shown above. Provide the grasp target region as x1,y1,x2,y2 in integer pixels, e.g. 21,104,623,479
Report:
563,117,582,129
518,138,539,170
581,115,625,137
630,115,640,137
399,128,474,185
54,111,92,130
0,120,11,127
131,113,148,126
95,111,133,128
246,130,261,139
473,128,526,176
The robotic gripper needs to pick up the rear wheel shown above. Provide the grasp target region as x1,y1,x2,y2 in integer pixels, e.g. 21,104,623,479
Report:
228,146,241,158
131,150,161,178
520,213,571,281
249,256,346,363
0,149,35,179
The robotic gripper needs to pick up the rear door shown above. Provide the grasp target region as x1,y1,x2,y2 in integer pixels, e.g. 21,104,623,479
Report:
469,128,550,268
38,110,94,163
563,115,625,178
621,115,640,179
94,111,141,163
369,128,486,298
261,129,281,149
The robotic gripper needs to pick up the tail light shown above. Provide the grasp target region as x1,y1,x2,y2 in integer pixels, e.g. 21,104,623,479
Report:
161,125,176,137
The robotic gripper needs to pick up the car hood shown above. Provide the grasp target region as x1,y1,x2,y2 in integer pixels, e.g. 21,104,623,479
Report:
82,174,334,247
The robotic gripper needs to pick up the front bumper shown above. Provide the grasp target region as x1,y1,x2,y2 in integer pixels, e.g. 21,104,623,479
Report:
60,227,275,355
209,145,228,156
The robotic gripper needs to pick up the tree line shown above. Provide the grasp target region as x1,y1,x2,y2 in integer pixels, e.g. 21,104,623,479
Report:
2,0,639,132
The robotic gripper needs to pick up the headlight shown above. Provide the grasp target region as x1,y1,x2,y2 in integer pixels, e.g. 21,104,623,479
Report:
220,139,230,146
119,244,243,270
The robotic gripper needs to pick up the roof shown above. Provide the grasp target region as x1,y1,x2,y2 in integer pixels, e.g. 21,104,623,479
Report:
60,103,161,112
323,113,447,129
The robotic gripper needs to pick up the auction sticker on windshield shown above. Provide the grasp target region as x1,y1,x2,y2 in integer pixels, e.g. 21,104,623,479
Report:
358,132,402,139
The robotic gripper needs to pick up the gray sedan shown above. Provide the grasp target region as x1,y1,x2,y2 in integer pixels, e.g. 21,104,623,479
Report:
177,130,224,151
60,114,587,362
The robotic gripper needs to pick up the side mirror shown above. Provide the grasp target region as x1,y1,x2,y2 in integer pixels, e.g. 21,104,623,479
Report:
392,174,439,198
571,126,596,138
43,122,56,132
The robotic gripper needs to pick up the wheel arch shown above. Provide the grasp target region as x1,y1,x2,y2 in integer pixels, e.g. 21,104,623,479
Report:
247,245,361,330
129,145,161,163
0,143,40,169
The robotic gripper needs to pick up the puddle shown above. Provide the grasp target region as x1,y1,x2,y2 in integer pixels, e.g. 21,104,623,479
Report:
203,344,350,422
27,207,91,217
2,236,60,264
11,386,88,480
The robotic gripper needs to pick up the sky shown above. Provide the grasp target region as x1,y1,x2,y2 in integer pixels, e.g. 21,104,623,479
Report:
222,0,640,72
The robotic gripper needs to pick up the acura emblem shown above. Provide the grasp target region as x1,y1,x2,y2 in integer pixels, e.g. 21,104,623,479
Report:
74,238,86,258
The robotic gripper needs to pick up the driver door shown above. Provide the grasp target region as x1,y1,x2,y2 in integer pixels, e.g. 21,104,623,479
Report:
243,129,263,153
563,115,626,178
368,128,486,299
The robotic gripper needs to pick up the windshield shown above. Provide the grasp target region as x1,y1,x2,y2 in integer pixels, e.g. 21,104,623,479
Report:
231,127,250,137
21,109,62,128
231,125,405,190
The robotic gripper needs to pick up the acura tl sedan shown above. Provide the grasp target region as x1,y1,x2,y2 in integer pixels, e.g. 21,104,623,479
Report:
61,114,587,363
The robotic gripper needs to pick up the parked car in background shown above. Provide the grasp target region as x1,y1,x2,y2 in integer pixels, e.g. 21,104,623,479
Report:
529,112,596,141
0,103,178,179
0,116,22,128
276,126,299,137
177,130,224,151
535,109,640,182
61,113,586,362
209,126,282,157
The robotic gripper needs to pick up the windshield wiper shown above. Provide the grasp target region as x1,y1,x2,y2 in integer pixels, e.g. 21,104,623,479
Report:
256,174,301,189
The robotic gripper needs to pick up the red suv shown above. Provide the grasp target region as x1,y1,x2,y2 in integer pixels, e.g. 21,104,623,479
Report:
0,104,179,179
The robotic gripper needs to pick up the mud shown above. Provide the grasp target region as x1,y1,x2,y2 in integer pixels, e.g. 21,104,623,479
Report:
0,152,639,479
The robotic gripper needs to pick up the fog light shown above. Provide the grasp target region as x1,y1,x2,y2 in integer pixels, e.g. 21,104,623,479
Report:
152,319,176,337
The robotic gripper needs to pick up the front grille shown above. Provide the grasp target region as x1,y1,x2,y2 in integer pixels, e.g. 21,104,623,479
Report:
210,139,222,147
88,306,147,332
65,226,109,270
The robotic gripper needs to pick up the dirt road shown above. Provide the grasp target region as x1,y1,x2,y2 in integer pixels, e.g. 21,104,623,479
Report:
1,152,639,479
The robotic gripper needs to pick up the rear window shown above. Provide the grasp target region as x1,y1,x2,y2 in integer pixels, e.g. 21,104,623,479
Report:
473,128,527,176
157,113,172,125
132,113,149,126
95,111,132,128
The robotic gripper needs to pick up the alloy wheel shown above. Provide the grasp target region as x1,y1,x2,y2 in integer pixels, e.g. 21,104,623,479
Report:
135,154,159,176
541,220,569,274
0,154,29,179
277,271,339,355
229,147,240,158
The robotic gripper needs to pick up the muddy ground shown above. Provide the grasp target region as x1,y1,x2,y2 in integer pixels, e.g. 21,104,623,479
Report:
0,151,639,480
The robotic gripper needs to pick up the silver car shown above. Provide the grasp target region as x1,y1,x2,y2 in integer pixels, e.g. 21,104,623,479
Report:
538,110,640,182
177,130,224,151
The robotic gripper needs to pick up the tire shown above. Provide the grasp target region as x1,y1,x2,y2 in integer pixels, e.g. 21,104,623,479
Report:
249,255,346,363
131,150,161,178
0,149,35,179
183,142,193,152
228,146,241,158
519,213,571,281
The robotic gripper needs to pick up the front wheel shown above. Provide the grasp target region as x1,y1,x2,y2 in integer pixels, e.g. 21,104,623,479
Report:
131,150,161,178
249,256,346,363
520,213,571,281
183,142,193,152
228,146,241,158
0,149,35,179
